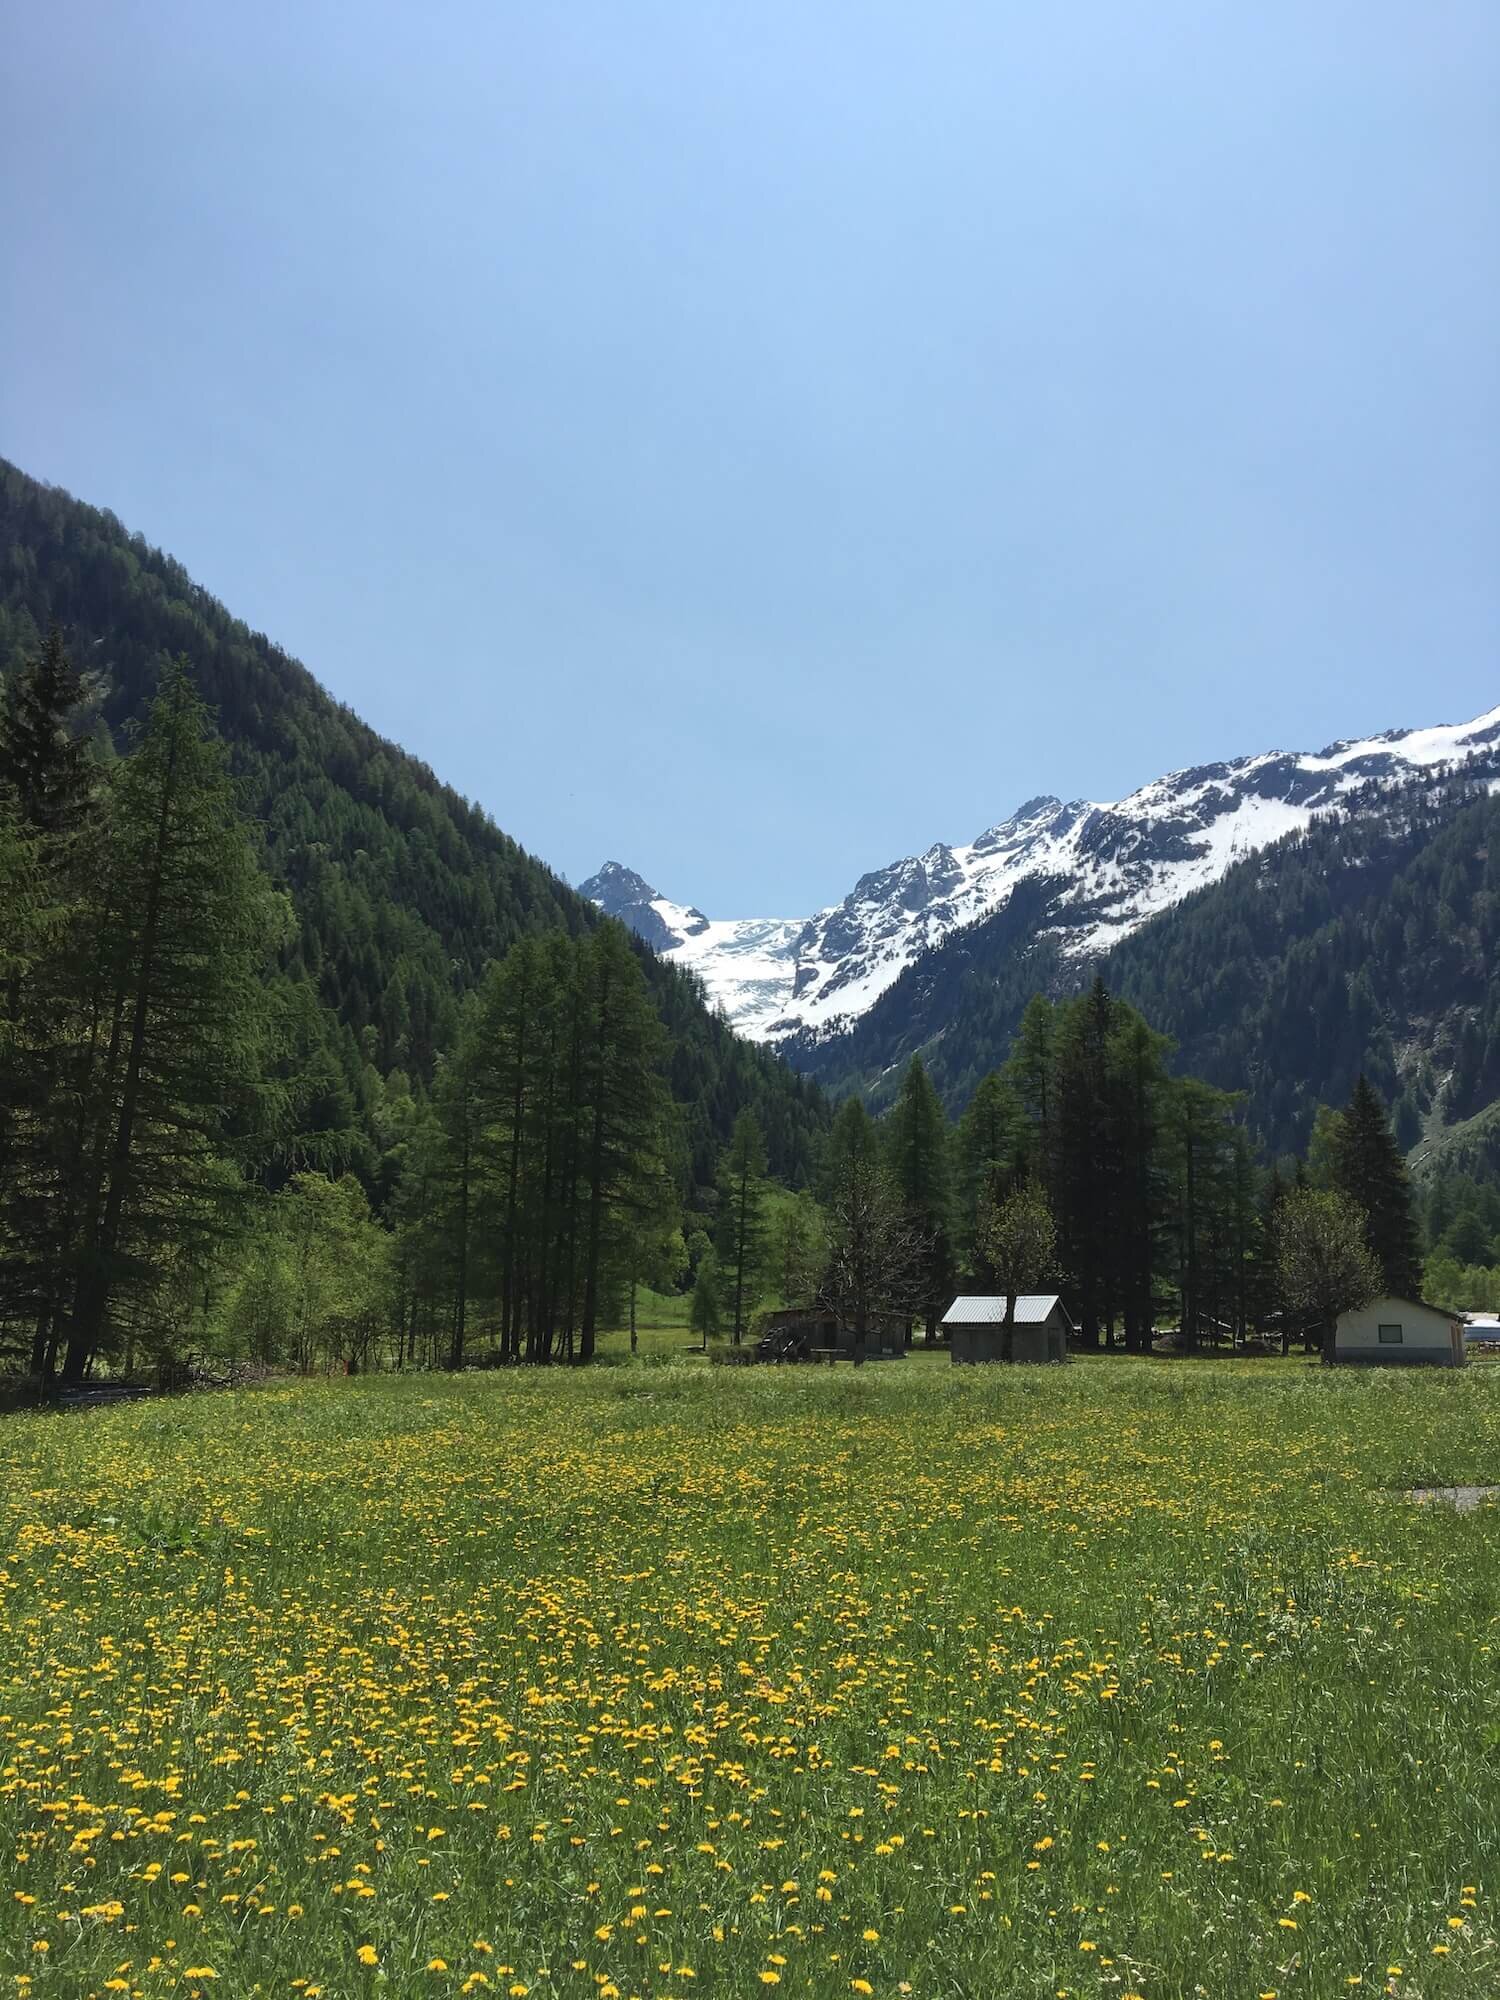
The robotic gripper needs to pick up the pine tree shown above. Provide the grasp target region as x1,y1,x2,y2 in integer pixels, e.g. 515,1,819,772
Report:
1054,981,1119,1346
1108,1007,1171,1352
0,628,92,836
823,1094,880,1190
1166,1078,1239,1351
1328,1074,1422,1297
716,1110,769,1344
884,1057,954,1342
1004,995,1059,1186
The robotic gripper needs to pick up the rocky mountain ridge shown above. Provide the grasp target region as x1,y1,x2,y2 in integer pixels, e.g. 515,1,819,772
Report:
585,702,1500,1044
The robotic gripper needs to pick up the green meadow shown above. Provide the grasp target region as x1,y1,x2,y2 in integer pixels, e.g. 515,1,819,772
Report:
2,1358,1497,2000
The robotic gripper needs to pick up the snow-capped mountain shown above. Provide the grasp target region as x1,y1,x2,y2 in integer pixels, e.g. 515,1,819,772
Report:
584,703,1500,1045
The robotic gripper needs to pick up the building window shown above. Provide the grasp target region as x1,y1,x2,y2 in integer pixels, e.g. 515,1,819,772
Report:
1378,1324,1403,1345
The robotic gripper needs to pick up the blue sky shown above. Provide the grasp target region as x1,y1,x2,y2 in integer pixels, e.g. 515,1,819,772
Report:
3,1,1496,915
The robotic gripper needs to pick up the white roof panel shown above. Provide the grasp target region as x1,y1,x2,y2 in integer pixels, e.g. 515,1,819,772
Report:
941,1294,1063,1326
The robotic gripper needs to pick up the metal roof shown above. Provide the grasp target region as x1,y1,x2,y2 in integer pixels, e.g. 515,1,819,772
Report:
941,1294,1065,1326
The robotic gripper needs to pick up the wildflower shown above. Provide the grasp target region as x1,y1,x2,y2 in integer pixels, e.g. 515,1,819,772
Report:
357,1945,379,1967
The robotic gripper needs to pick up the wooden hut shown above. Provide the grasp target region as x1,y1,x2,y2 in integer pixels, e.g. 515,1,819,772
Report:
942,1294,1074,1364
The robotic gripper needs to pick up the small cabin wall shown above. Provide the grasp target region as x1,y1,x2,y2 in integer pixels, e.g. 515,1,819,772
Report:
944,1303,1070,1364
1334,1298,1464,1368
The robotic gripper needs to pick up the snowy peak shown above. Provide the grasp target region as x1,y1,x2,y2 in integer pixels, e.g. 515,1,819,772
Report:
586,702,1500,1045
578,860,711,954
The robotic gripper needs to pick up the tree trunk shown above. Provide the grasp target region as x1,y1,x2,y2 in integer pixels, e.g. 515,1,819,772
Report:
448,1123,470,1371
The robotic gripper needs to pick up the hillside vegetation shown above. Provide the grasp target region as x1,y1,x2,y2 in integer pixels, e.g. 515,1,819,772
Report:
0,458,826,1193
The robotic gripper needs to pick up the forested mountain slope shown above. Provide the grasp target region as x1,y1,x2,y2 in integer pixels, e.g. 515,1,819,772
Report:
0,458,825,1189
795,770,1500,1164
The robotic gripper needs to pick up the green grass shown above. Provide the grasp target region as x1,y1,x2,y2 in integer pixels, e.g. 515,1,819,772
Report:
1,1360,1498,1999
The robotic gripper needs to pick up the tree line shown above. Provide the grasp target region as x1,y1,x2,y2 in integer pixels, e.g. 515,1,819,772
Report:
0,633,1461,1388
688,988,1431,1365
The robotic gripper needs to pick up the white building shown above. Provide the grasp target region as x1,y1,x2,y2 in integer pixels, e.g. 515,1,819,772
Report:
1333,1295,1466,1368
942,1294,1073,1364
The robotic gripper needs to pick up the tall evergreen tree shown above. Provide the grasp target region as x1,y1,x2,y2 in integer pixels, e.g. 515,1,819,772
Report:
1327,1074,1422,1298
884,1057,954,1342
431,993,486,1370
1004,995,1059,1185
1054,980,1120,1345
1108,1007,1172,1352
576,922,674,1362
716,1110,769,1345
822,1094,880,1193
60,664,284,1382
1166,1077,1240,1351
0,627,92,836
955,1069,1023,1269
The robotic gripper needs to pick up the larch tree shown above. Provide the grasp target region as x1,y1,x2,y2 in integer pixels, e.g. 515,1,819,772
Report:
576,921,674,1362
956,1069,1023,1273
60,663,284,1383
0,629,101,1375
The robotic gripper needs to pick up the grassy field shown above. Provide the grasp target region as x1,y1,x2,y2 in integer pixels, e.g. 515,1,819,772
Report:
1,1360,1497,2000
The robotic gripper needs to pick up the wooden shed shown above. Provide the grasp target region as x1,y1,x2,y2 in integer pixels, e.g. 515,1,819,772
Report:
757,1306,907,1359
1333,1295,1466,1368
942,1294,1074,1364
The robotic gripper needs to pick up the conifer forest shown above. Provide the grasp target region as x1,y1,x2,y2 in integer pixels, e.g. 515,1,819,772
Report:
4,617,1489,1391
